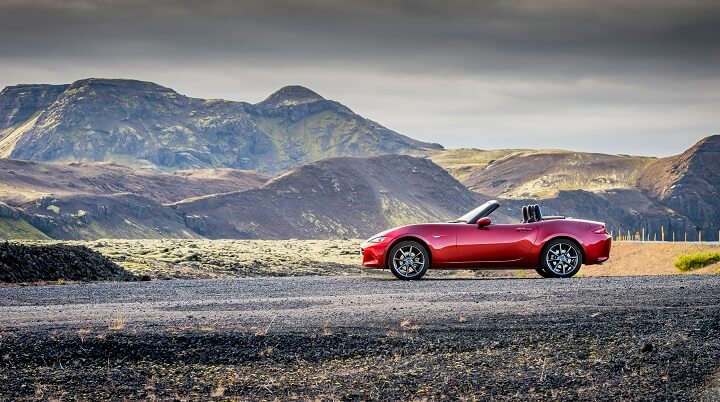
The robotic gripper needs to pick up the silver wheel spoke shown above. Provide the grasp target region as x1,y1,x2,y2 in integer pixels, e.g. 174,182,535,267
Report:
393,245,425,278
546,243,579,275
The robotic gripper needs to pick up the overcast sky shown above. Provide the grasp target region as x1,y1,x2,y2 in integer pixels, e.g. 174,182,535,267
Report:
1,0,719,156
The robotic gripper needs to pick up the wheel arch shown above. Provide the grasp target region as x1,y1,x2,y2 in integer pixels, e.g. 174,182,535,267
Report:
387,236,433,269
539,236,586,265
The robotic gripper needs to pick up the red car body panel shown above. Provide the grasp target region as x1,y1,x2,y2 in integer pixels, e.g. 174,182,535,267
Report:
361,216,612,270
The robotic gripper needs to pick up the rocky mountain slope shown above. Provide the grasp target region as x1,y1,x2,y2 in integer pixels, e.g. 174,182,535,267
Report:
0,154,497,240
172,154,498,239
637,135,720,235
432,136,720,240
431,148,655,198
504,189,695,239
0,79,441,174
0,158,266,204
0,158,266,240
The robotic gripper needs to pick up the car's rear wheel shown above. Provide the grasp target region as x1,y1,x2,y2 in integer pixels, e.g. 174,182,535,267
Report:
388,240,429,280
540,239,583,278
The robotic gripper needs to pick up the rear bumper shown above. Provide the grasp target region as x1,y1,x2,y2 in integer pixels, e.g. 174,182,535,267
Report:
582,234,612,265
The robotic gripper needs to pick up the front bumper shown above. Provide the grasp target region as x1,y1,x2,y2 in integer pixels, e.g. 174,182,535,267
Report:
360,241,388,268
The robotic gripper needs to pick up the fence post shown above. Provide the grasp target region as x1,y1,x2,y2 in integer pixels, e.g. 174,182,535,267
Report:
699,231,702,242
685,232,687,242
642,228,645,242
672,232,675,242
661,225,665,242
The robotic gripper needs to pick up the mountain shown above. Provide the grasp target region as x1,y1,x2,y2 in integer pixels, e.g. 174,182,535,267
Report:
0,158,267,240
504,189,695,239
432,137,720,240
0,79,442,174
0,154,497,240
431,148,655,198
11,193,199,240
0,158,267,204
0,77,717,242
638,135,720,233
171,154,500,239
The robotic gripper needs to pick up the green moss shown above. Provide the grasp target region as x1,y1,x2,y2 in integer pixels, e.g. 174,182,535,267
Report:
0,217,50,240
674,252,720,272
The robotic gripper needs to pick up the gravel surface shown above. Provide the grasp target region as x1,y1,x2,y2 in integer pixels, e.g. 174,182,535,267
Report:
0,275,719,400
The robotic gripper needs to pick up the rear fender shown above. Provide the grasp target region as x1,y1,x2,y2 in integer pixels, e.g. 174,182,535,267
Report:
530,231,586,264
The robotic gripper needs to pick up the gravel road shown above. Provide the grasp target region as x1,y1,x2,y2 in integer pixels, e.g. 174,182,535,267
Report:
1,275,719,400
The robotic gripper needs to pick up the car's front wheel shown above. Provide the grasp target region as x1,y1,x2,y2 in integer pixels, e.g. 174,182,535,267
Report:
388,240,429,280
540,239,583,278
534,266,554,278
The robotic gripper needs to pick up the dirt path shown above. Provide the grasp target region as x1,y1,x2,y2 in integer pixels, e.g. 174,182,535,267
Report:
0,275,719,400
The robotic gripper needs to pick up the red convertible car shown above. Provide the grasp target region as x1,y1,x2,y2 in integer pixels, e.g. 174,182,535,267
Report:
360,200,611,280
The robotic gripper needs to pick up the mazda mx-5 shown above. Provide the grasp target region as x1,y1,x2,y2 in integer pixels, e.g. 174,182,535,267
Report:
360,200,611,280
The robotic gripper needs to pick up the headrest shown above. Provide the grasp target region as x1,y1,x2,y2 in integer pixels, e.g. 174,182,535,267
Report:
527,204,536,222
522,205,529,223
534,204,542,221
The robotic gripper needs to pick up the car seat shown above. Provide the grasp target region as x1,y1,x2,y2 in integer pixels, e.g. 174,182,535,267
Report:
522,205,529,223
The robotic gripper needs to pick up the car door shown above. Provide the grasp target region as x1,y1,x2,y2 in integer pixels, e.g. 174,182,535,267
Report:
455,222,538,267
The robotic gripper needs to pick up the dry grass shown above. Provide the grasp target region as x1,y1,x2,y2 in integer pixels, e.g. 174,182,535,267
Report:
19,239,365,279
107,317,127,331
320,322,333,336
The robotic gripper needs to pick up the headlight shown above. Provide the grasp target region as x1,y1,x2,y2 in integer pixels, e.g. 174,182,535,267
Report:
366,236,386,244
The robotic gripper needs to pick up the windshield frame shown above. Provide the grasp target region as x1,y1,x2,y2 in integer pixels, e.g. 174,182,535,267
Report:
452,200,500,224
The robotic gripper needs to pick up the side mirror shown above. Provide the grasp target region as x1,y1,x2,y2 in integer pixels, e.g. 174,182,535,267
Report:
476,217,492,228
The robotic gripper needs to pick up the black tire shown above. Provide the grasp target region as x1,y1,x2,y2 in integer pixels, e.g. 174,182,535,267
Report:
534,266,554,278
539,238,583,278
388,240,430,280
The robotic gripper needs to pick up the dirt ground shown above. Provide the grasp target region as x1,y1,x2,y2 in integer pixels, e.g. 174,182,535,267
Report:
583,241,720,277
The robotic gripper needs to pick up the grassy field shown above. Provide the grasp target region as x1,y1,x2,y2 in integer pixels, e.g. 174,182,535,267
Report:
14,239,720,280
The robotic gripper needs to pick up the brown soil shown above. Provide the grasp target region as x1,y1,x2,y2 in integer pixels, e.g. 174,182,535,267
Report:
581,241,720,277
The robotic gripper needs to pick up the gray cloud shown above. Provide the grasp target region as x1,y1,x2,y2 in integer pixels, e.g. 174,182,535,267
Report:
1,0,718,155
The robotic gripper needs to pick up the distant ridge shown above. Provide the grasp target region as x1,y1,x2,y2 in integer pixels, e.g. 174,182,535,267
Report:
0,78,442,174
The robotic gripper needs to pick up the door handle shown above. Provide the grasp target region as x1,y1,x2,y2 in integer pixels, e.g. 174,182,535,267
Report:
515,227,533,232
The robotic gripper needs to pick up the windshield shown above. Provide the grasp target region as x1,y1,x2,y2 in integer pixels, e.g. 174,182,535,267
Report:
452,200,500,223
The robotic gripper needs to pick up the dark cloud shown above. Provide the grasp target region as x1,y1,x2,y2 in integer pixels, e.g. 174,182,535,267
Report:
1,0,718,155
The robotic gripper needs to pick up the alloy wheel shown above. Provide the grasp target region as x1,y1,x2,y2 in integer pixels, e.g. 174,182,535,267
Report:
392,245,426,278
545,242,579,275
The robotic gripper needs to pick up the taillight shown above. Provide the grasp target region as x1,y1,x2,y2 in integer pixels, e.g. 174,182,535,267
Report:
593,226,608,235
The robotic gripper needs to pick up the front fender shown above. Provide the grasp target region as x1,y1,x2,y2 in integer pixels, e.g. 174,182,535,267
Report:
387,231,458,267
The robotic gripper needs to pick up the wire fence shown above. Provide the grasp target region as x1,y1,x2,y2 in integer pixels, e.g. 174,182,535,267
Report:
610,227,720,244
